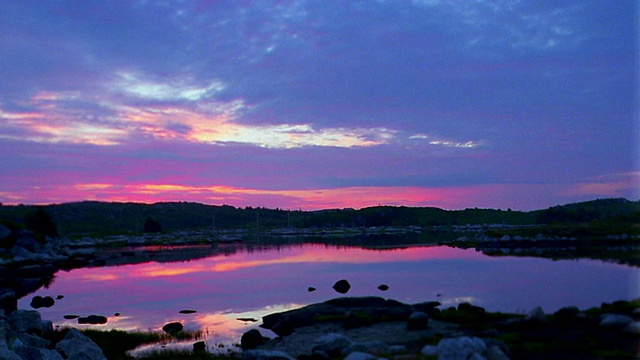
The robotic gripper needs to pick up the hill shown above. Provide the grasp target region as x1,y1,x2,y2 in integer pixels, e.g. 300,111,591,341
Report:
0,198,638,237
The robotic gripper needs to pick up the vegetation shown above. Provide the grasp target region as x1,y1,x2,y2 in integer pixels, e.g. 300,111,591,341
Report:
143,217,163,233
0,198,637,237
24,206,58,238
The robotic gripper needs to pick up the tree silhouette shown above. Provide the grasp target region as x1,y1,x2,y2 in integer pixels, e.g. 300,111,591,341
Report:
25,207,58,238
143,217,162,233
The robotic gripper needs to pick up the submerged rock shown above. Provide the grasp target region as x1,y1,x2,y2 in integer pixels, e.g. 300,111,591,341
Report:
377,284,389,291
30,295,55,309
332,279,351,294
78,315,108,325
162,321,183,334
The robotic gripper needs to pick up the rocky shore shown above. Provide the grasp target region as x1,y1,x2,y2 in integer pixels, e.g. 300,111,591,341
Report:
242,296,640,360
0,308,106,360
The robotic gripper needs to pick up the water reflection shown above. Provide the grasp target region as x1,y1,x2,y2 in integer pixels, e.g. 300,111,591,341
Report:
18,241,640,354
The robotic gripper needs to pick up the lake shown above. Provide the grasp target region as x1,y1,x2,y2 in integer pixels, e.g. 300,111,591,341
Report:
18,241,640,354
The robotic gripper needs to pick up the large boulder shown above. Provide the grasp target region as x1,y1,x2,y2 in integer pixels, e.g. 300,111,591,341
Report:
8,310,43,334
241,329,266,349
261,297,413,335
55,328,107,360
437,336,487,360
14,345,64,360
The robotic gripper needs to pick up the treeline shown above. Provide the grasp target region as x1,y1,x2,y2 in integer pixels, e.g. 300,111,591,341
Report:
0,198,638,237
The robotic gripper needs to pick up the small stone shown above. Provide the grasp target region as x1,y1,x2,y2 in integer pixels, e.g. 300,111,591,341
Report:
377,284,389,291
179,309,197,314
308,287,317,292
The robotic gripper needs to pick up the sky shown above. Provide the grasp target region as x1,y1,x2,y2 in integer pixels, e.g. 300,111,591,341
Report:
0,1,638,211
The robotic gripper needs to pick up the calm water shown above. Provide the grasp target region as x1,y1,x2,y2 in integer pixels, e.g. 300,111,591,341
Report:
18,242,640,353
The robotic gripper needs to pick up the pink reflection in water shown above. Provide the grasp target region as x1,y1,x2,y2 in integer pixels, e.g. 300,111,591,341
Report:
18,244,639,353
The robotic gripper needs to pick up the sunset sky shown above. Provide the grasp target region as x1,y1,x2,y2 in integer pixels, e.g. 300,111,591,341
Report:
1,1,638,210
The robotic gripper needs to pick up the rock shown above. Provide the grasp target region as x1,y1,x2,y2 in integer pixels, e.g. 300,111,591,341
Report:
77,315,108,325
458,302,485,315
342,341,389,356
162,321,183,334
15,235,38,252
437,336,487,360
0,225,10,239
243,350,296,360
30,296,55,309
55,328,107,360
241,329,266,349
421,344,438,357
0,289,17,313
8,310,43,334
261,297,413,335
377,284,389,291
308,287,316,292
389,345,407,354
14,345,65,360
343,351,378,360
524,306,546,323
16,331,51,348
599,314,634,328
63,315,80,319
179,309,197,314
482,345,509,360
623,321,640,335
553,306,580,319
0,348,22,360
413,301,441,315
333,279,351,294
193,341,206,352
406,311,429,330
312,333,353,357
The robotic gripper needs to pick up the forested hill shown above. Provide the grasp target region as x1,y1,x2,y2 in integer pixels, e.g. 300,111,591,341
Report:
0,198,638,236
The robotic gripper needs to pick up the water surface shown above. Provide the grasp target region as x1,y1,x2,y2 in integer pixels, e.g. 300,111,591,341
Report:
19,242,639,352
